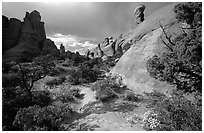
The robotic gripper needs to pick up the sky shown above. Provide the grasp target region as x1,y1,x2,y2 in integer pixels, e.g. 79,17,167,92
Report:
2,2,171,54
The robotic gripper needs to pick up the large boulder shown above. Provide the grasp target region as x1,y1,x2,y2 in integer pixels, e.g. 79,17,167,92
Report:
2,16,22,53
111,3,181,94
41,39,59,56
134,4,145,24
3,10,46,61
102,41,115,56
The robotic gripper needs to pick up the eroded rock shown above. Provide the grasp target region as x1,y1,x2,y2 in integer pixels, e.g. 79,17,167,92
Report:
3,10,46,61
134,4,145,24
41,39,59,56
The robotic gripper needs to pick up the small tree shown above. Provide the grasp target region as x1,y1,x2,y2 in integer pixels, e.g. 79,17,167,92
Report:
146,2,202,92
17,55,55,101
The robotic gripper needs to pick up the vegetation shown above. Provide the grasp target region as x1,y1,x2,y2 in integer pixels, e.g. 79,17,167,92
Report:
143,91,202,131
144,2,202,131
146,2,202,93
46,76,66,87
2,55,55,130
13,103,73,131
2,87,52,130
91,78,125,102
68,58,102,85
53,87,83,103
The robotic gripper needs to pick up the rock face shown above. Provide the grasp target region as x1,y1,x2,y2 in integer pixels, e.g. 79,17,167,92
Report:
41,39,59,56
111,3,181,94
85,37,117,59
134,4,145,24
2,15,22,53
2,10,58,61
60,44,65,53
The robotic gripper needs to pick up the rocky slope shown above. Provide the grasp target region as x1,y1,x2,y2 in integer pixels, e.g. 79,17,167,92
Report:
2,10,59,61
110,3,183,94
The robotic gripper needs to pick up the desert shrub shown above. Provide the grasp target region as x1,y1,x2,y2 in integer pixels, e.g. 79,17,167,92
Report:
91,79,122,102
68,59,101,85
2,87,52,131
2,61,14,73
62,59,75,67
143,90,202,131
32,91,52,107
48,67,67,76
13,103,73,131
52,85,82,103
2,73,21,88
123,91,144,102
55,91,76,103
46,76,66,87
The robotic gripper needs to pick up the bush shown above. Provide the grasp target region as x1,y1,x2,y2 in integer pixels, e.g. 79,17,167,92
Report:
91,79,122,102
32,91,52,107
48,67,67,76
13,103,73,131
123,91,143,102
143,91,202,131
46,76,66,87
2,87,52,131
52,85,83,103
68,60,101,85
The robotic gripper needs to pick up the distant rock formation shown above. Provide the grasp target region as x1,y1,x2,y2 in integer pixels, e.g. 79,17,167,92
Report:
134,4,145,24
60,44,65,53
85,36,117,59
3,10,58,61
41,39,59,56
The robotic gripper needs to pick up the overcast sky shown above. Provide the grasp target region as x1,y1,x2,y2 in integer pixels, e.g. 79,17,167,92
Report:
2,2,171,54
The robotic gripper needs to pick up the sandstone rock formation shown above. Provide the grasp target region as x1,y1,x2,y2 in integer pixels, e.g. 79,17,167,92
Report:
41,39,59,56
134,4,145,24
85,37,116,59
60,44,65,53
2,15,22,53
3,10,57,61
111,3,181,94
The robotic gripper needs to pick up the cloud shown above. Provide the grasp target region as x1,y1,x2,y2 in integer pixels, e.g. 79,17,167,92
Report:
47,33,97,55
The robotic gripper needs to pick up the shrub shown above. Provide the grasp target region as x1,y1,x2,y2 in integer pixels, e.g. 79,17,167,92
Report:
48,67,67,76
68,60,101,85
13,103,73,131
91,79,122,102
2,87,52,131
32,91,52,107
52,86,83,103
46,76,66,87
123,91,143,102
143,91,202,131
